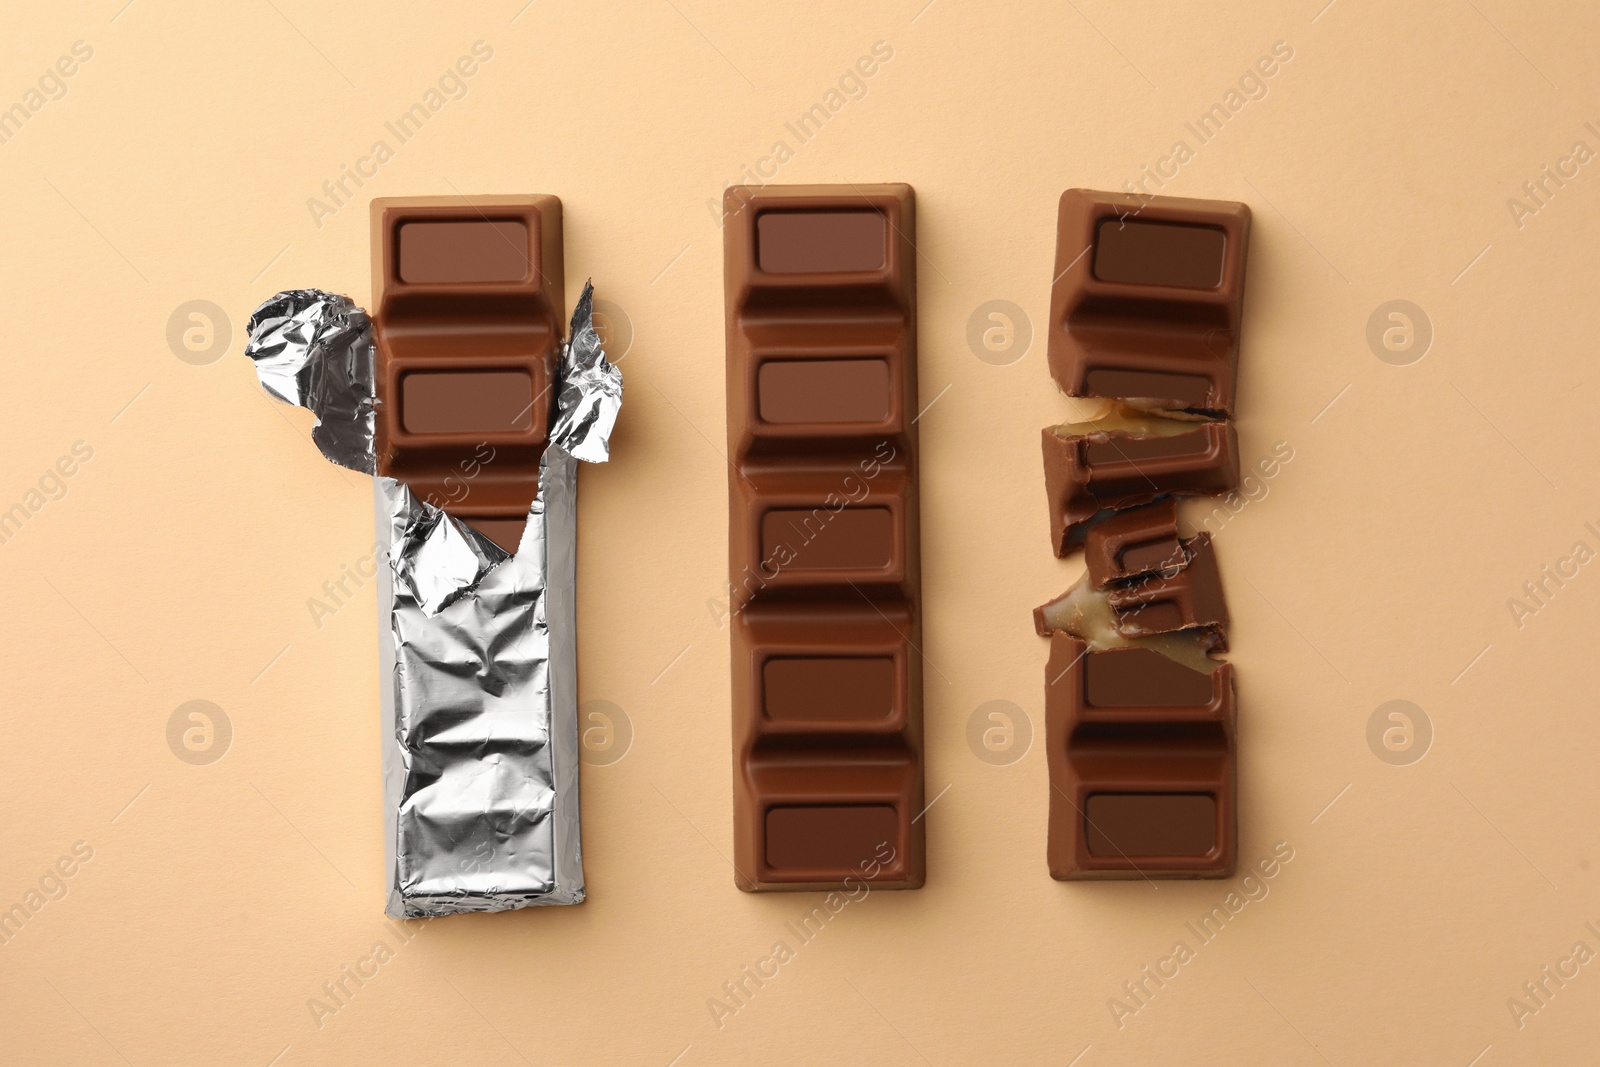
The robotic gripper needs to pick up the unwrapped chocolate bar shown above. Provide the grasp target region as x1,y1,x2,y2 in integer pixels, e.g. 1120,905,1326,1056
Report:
722,183,926,892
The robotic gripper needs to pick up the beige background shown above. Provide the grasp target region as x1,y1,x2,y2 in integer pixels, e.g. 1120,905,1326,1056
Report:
1,0,1597,1063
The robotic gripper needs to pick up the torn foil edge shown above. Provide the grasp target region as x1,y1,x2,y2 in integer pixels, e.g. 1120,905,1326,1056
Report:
245,283,619,918
243,289,376,474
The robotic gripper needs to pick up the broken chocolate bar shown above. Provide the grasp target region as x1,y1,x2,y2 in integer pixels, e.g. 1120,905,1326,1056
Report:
1045,633,1236,879
1042,419,1238,555
724,184,924,891
371,195,564,551
1038,188,1251,883
1047,189,1251,417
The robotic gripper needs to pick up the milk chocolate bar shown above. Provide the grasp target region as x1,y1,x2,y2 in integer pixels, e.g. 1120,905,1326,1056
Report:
1048,189,1250,416
724,184,924,891
1045,633,1236,879
1042,421,1238,555
372,195,564,550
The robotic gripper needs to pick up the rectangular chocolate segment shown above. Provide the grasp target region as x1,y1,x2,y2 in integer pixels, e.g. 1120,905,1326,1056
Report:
1084,794,1217,856
1042,421,1238,555
761,506,895,571
1049,189,1250,415
732,468,911,596
399,371,535,434
1082,642,1217,708
1032,531,1229,656
725,185,923,891
1046,633,1235,879
766,805,899,870
1093,219,1228,289
763,657,897,723
757,210,887,273
372,195,563,552
397,219,532,283
757,359,891,424
1084,499,1184,587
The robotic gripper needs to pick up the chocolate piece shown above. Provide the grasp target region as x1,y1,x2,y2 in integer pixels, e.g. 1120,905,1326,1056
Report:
371,195,564,551
725,184,923,891
1035,532,1229,653
1106,533,1228,648
1084,499,1184,588
1045,633,1235,879
1048,189,1250,416
1042,421,1238,555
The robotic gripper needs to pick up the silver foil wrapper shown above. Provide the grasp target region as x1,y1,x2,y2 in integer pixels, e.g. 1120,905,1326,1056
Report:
245,284,621,917
244,289,377,474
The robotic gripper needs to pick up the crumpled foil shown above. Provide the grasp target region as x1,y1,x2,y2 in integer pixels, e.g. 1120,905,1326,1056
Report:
245,282,621,917
552,286,622,464
243,290,377,474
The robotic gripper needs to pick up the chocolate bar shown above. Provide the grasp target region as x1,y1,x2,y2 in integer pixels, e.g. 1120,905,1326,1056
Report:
372,195,564,550
1045,633,1236,879
1042,419,1238,555
724,184,924,891
1047,189,1250,416
1039,188,1251,882
244,196,620,916
364,194,594,915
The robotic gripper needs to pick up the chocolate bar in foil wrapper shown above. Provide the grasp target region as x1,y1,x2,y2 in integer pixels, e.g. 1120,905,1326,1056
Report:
244,283,621,916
